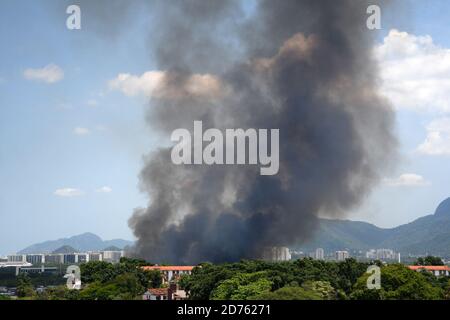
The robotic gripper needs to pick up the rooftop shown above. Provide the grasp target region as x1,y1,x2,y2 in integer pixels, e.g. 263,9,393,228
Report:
408,266,450,271
142,266,195,272
146,288,168,296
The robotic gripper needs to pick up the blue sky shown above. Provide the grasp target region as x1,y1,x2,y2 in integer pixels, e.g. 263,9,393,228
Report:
1,1,450,255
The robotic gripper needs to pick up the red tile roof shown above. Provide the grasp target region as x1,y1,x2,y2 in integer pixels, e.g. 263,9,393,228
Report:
409,266,450,271
147,288,168,296
142,266,195,271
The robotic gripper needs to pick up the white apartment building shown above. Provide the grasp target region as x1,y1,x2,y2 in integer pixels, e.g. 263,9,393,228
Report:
6,250,123,265
335,250,349,261
262,247,292,261
101,250,124,263
26,254,45,264
366,249,400,262
142,266,194,284
409,266,450,277
7,255,26,262
88,252,103,262
315,248,325,260
44,254,63,264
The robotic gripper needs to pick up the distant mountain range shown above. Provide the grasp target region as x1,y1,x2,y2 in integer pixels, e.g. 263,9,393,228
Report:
18,232,134,254
298,198,450,256
17,198,450,257
52,245,80,254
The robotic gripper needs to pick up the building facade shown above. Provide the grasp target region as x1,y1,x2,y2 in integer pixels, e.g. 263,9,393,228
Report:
26,254,45,265
262,247,292,262
315,248,325,260
7,255,26,263
142,266,194,284
408,266,450,277
366,249,400,262
335,251,349,261
101,251,124,263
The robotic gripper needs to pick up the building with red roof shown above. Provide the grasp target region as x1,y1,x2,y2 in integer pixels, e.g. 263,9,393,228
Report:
408,265,450,277
143,283,187,300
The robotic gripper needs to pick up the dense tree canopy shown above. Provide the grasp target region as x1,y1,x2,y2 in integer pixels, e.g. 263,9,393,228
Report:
16,273,34,298
181,259,448,301
211,271,273,300
350,264,443,300
5,257,449,300
182,259,369,300
414,256,444,266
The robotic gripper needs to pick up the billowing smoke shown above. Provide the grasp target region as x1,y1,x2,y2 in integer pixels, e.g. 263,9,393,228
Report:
128,0,397,264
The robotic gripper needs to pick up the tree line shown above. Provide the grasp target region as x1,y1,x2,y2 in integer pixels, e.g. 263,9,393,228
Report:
4,256,450,300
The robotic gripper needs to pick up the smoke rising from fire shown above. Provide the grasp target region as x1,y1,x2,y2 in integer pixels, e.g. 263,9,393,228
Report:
125,0,397,264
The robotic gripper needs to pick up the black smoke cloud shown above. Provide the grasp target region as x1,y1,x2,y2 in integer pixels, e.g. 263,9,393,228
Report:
124,0,398,264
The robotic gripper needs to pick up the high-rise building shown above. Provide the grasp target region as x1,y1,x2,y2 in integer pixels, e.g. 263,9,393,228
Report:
4,251,125,265
315,248,325,260
335,250,349,261
88,253,103,262
262,247,291,261
26,254,45,265
102,251,124,263
7,255,26,262
366,249,398,261
76,254,88,263
63,254,76,264
44,254,63,264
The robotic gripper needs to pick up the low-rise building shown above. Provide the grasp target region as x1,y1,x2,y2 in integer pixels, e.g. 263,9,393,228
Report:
143,288,169,300
142,266,195,284
0,261,33,275
143,283,187,300
19,266,58,274
408,265,450,277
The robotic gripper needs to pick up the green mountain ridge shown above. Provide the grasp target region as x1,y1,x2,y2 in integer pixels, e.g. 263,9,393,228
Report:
52,245,79,254
17,199,450,257
298,198,450,256
18,232,133,254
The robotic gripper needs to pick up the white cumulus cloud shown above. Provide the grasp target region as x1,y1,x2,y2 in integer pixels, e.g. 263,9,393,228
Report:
375,29,450,113
87,99,98,107
383,173,431,187
109,71,224,100
95,186,112,193
417,118,450,155
73,127,90,136
24,64,64,84
54,188,84,197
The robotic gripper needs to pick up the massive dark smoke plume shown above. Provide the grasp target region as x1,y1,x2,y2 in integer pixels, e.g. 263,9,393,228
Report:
127,0,397,264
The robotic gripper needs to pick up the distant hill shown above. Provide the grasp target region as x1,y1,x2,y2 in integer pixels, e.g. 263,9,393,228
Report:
17,199,450,257
52,245,79,254
18,232,133,254
102,246,122,251
298,198,450,256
